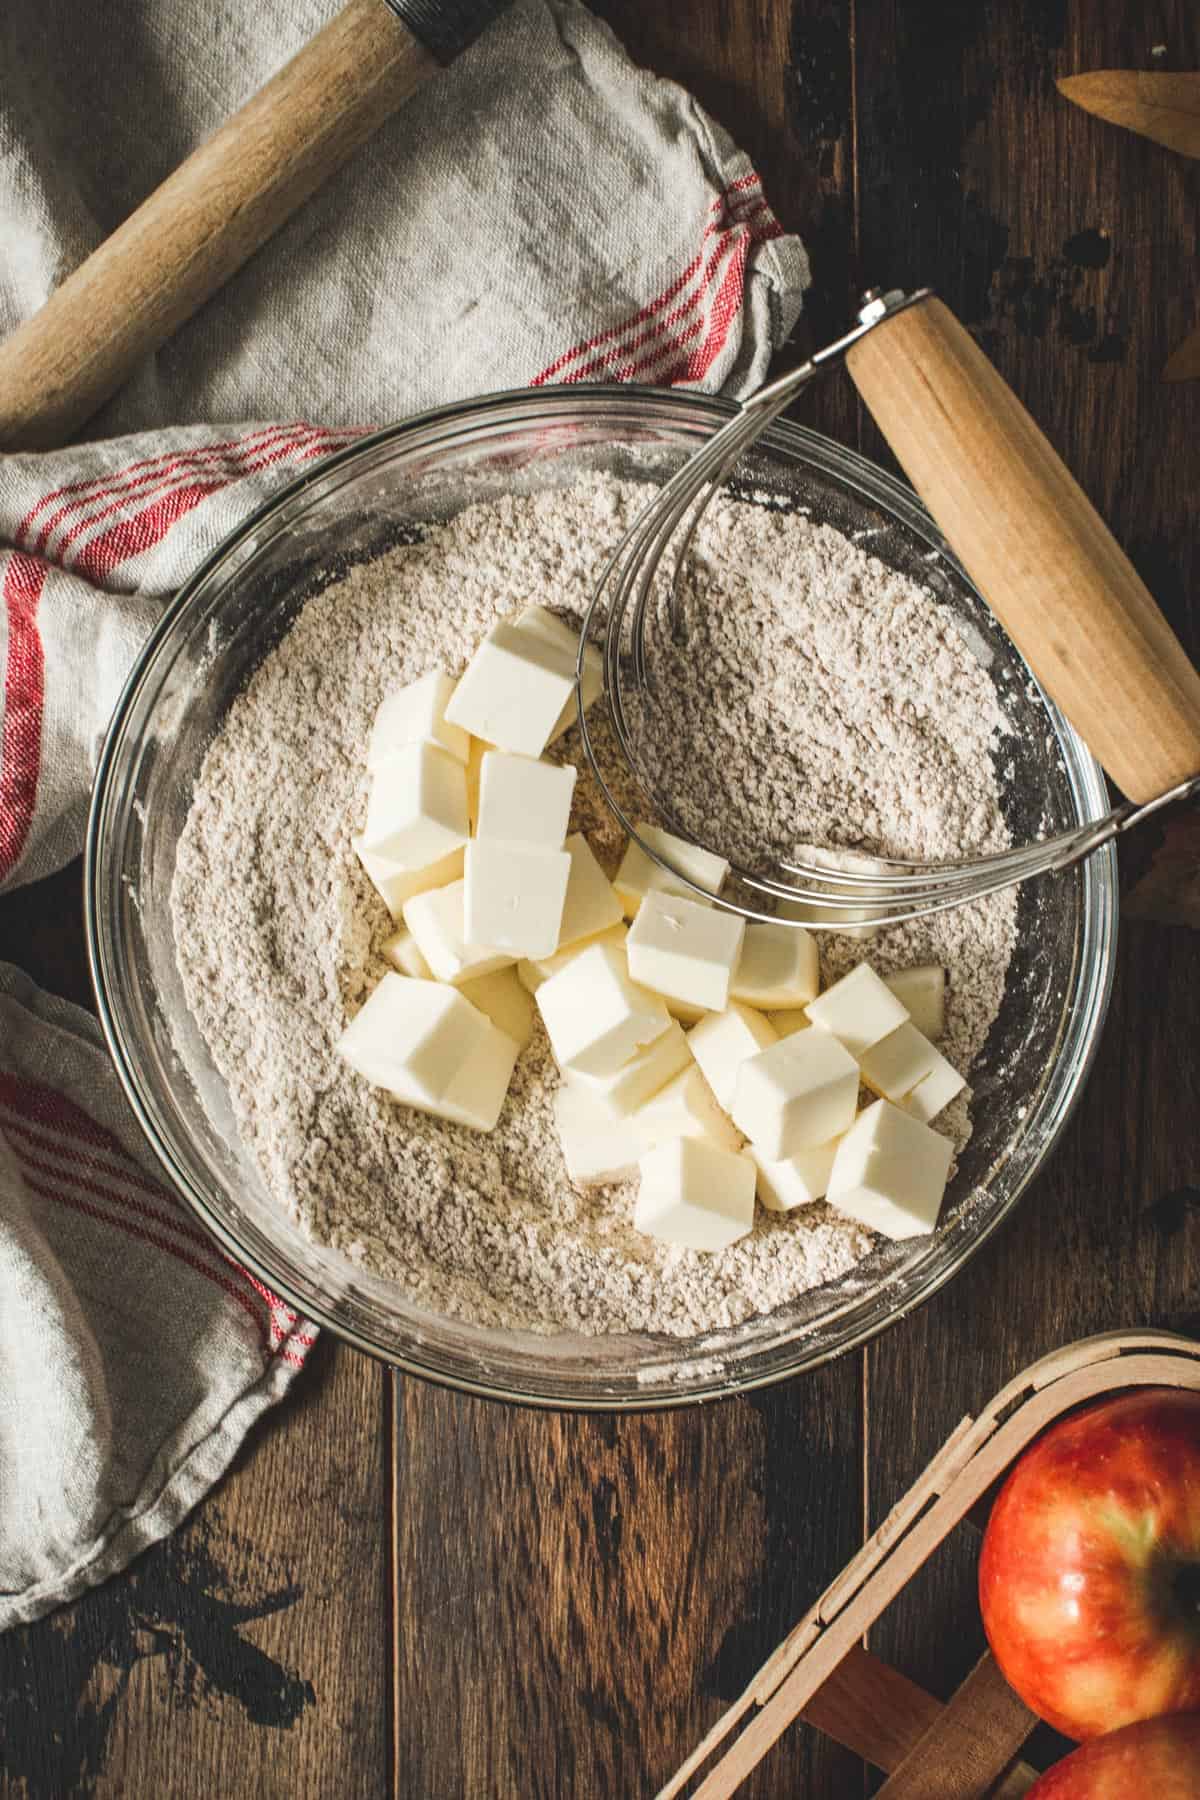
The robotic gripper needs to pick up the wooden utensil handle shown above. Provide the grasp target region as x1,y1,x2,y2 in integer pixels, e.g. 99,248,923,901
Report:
846,296,1200,804
0,0,437,451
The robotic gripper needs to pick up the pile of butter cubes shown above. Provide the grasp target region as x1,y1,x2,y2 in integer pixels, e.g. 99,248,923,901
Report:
337,606,966,1254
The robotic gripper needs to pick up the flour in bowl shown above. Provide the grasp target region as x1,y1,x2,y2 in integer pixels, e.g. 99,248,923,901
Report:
170,476,1016,1336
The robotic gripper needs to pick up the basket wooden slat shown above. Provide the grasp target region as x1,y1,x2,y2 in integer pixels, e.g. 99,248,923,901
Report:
660,1330,1200,1800
875,1654,1036,1798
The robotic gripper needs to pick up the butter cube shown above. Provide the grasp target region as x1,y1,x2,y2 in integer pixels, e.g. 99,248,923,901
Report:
615,824,729,918
731,921,819,1009
381,927,432,980
902,1052,966,1123
361,740,469,868
353,840,465,922
632,1065,742,1153
553,1083,641,1187
514,606,604,743
517,921,627,994
437,1020,520,1132
368,669,469,768
767,1008,811,1038
750,1139,840,1212
457,967,536,1051
477,751,576,847
464,840,571,958
402,878,514,984
826,1099,953,1238
627,891,746,1013
513,604,588,662
664,995,710,1025
445,621,575,757
335,973,486,1103
688,1003,778,1111
732,1030,860,1159
537,942,671,1077
783,845,890,940
569,1019,691,1119
465,736,488,832
884,965,946,1041
558,833,624,950
634,1138,756,1252
859,1022,943,1102
805,962,910,1057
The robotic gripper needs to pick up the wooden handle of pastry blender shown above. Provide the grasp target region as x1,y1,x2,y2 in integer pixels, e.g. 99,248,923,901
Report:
0,0,453,451
845,295,1200,805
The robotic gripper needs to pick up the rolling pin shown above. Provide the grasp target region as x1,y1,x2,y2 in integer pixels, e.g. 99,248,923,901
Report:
846,297,1200,805
0,0,510,452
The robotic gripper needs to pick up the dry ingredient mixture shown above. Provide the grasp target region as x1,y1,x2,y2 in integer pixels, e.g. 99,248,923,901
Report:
171,475,1017,1338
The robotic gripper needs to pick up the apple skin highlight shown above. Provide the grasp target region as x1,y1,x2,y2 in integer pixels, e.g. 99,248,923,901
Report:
979,1388,1200,1740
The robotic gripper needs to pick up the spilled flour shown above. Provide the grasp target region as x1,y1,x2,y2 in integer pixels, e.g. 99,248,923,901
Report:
171,476,1016,1337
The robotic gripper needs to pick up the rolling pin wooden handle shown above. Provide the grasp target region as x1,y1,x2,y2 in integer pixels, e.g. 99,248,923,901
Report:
845,296,1200,805
0,0,439,452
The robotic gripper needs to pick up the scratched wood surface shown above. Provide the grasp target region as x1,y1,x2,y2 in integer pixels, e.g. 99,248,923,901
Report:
2,0,1199,1795
855,9,1200,1792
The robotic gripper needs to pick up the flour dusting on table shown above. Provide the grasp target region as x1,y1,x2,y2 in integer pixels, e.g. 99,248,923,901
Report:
171,476,1016,1337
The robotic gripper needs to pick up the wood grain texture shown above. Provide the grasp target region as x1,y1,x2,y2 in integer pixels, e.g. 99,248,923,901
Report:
1164,320,1200,382
799,1644,942,1768
1057,70,1200,156
7,1,1200,1795
670,1342,1200,1796
1125,815,1200,924
857,0,1200,639
391,1372,864,1798
0,878,392,1793
382,5,868,1794
861,4,1200,1779
588,0,860,446
875,1654,1036,1798
0,1340,389,1798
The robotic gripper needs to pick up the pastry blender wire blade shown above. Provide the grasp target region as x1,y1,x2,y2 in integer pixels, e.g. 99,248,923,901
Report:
577,289,1200,930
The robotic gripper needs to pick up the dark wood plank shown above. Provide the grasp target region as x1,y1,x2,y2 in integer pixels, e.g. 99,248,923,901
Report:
0,1341,389,1798
589,0,860,444
0,868,392,1794
392,1371,864,1798
386,4,868,1794
858,0,1200,1761
0,859,91,1011
856,0,1200,627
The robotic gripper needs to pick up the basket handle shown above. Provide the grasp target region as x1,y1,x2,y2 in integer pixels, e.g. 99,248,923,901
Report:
845,296,1200,805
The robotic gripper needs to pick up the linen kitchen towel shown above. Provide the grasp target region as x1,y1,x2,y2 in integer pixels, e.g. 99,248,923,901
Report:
0,0,808,1627
0,0,808,437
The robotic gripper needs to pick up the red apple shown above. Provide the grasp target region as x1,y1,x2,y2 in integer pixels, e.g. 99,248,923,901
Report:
1026,1712,1200,1797
979,1388,1200,1739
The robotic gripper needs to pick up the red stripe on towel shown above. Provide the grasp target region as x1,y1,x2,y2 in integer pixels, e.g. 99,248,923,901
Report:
0,1074,312,1358
22,1171,273,1353
23,424,312,554
0,551,48,883
530,174,781,388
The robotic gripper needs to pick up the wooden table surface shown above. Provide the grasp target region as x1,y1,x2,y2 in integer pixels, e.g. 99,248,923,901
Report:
3,2,1199,1794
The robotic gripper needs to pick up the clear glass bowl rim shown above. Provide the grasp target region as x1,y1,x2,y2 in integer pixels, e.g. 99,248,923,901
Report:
84,383,1118,1410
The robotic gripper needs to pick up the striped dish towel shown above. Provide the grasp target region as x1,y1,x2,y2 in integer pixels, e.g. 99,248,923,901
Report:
0,965,314,1629
0,0,807,1629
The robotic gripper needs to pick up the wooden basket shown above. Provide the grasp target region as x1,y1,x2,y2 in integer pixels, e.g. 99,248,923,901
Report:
659,1330,1200,1799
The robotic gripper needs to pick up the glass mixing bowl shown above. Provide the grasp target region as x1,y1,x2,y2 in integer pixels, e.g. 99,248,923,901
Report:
85,387,1116,1409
